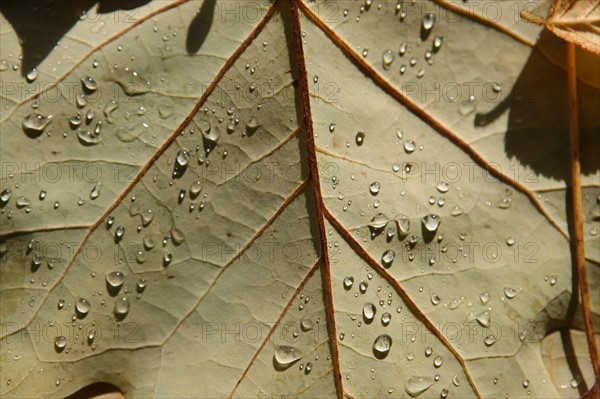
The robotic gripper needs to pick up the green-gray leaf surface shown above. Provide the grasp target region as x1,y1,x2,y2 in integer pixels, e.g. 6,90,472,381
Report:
0,0,598,398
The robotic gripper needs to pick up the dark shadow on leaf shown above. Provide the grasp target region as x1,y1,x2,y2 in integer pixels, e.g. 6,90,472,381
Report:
65,382,124,399
186,0,216,55
473,30,600,182
0,0,151,78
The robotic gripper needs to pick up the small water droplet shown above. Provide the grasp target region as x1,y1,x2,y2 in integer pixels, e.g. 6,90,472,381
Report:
433,355,443,367
504,287,519,298
369,182,380,195
421,214,441,233
355,131,365,145
113,297,130,319
433,35,444,49
106,271,125,293
484,335,497,346
381,250,395,267
404,140,416,153
343,276,354,290
381,312,391,326
81,76,98,92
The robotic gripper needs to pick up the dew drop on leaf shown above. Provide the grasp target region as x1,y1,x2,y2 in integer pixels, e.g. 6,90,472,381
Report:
405,376,433,397
373,334,392,359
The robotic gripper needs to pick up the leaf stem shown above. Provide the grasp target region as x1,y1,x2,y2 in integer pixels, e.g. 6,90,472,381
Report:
566,42,600,379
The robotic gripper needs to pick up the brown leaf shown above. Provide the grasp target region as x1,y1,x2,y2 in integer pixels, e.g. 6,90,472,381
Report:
547,0,600,54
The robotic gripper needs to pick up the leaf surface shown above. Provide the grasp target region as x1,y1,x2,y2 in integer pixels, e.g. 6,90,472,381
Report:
0,1,599,398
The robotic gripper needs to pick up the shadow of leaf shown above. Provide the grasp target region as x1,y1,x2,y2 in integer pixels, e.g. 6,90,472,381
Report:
186,0,216,55
473,30,600,182
0,0,151,78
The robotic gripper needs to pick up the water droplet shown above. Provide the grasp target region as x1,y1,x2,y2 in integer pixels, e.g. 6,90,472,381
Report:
479,292,491,304
137,278,148,292
355,131,365,145
106,271,125,292
54,335,67,351
0,189,12,204
75,298,91,317
405,376,434,397
381,312,391,326
201,121,219,147
363,303,376,322
431,292,441,305
90,183,101,200
484,335,497,346
504,287,519,298
22,113,52,136
115,225,125,240
549,275,557,286
450,206,463,216
396,214,410,237
301,316,314,331
359,281,368,293
113,297,130,319
404,140,416,153
176,149,190,167
369,213,389,233
163,251,172,265
421,214,441,233
475,311,491,327
373,334,392,359
77,130,101,145
381,250,395,267
170,228,185,245
506,236,517,246
399,42,407,55
274,345,302,370
433,355,443,367
523,379,530,388
81,76,98,92
436,181,449,193
382,49,395,70
26,68,39,82
343,276,354,290
433,35,444,49
369,182,380,195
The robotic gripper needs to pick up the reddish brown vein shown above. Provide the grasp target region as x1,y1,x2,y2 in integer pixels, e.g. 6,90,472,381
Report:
0,224,91,239
289,0,344,397
0,0,281,342
323,206,483,399
162,179,309,343
228,260,321,398
566,42,600,379
299,1,570,242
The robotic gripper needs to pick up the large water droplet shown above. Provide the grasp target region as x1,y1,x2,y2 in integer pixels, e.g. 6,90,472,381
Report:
382,50,395,70
176,149,190,167
369,182,380,195
355,131,365,146
114,297,130,319
90,183,101,200
381,250,395,267
81,76,98,92
75,297,91,317
369,213,389,234
0,189,12,204
405,376,434,397
77,130,101,145
404,140,416,153
301,316,314,331
433,355,443,367
421,214,441,233
475,311,491,327
433,35,444,49
106,271,125,294
22,113,52,136
422,13,435,30
363,303,376,323
54,335,67,351
343,276,354,290
274,345,302,370
504,287,519,298
373,334,392,359
201,121,219,148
